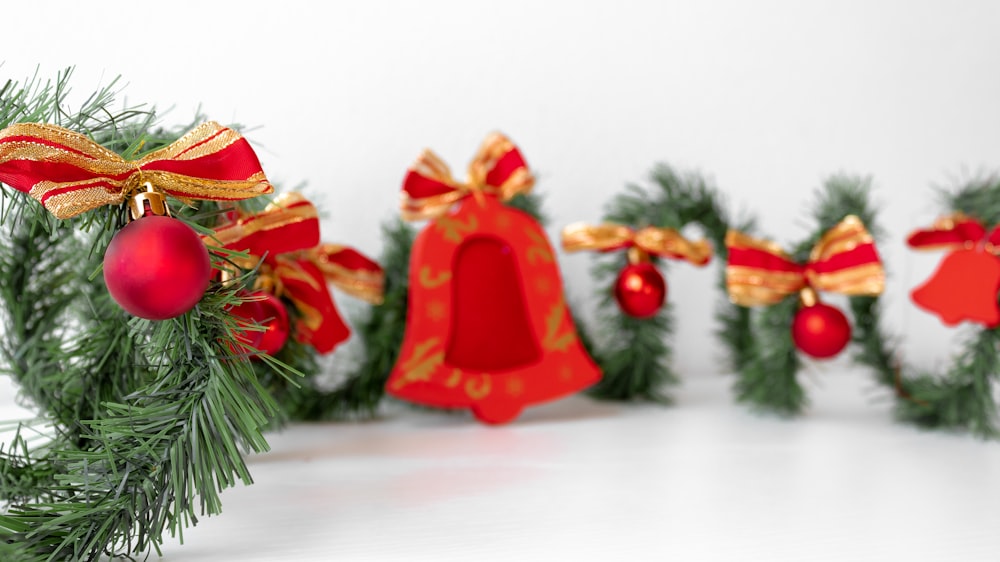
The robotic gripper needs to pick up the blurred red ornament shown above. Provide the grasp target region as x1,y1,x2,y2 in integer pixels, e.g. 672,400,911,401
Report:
614,262,667,318
229,292,290,356
791,302,851,359
911,248,1000,328
103,215,211,320
387,133,601,425
229,298,265,351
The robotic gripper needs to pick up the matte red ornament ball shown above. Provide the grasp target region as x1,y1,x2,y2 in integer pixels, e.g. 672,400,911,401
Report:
103,215,211,320
791,302,852,359
614,262,667,319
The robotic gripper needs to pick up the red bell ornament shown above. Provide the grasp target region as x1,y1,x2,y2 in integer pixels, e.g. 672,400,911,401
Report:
907,215,1000,328
103,187,211,320
561,222,713,319
386,133,601,424
726,216,885,360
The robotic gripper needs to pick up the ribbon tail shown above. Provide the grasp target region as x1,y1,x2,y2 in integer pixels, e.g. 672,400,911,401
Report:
278,258,350,354
308,244,385,305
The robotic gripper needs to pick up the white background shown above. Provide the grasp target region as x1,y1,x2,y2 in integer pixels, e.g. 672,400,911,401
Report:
2,2,1000,561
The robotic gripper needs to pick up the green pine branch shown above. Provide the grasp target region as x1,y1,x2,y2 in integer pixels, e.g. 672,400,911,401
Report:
0,69,292,560
891,175,1000,437
581,163,750,401
728,175,901,415
318,217,415,419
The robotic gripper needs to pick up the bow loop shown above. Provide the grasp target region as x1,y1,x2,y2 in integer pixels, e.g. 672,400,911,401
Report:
401,132,534,221
906,213,1000,253
0,121,272,218
726,215,884,307
211,192,321,258
561,222,713,266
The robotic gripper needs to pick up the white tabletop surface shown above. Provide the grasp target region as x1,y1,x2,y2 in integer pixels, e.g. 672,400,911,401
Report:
2,368,998,562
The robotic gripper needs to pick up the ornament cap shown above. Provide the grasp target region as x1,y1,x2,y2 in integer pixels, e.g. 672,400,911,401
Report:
127,182,171,220
799,286,818,308
626,245,651,265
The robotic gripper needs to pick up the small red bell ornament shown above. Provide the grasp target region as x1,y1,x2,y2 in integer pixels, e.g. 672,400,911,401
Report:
906,214,1000,328
561,222,713,318
385,133,601,424
0,121,273,319
725,216,885,359
210,192,385,357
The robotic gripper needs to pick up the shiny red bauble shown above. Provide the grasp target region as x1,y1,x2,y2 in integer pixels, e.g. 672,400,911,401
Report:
791,302,852,359
103,215,211,320
614,262,667,319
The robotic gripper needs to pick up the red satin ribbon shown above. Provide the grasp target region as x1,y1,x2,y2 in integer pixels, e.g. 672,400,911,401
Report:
210,193,383,354
400,132,534,220
726,215,884,306
0,121,272,218
906,214,1000,252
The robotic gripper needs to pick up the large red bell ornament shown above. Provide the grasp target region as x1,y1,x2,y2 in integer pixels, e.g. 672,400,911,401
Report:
911,248,1000,328
386,196,601,424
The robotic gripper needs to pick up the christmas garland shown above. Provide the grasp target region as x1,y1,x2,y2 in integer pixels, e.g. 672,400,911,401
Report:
0,66,996,562
894,176,1000,437
720,175,901,416
0,71,294,560
564,164,752,402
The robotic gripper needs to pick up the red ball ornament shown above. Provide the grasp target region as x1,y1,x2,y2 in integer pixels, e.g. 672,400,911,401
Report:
228,293,290,356
614,262,667,319
252,292,290,355
791,302,852,359
229,298,267,351
103,215,211,320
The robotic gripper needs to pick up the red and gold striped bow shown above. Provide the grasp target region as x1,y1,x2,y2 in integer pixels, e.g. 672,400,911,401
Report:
210,192,384,354
726,215,884,306
400,132,534,221
0,121,272,218
561,222,713,265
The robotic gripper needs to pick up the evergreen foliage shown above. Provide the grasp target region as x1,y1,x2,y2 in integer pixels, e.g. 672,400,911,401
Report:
0,69,292,561
581,164,751,402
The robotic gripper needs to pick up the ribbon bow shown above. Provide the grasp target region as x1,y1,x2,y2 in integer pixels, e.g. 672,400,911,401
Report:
906,213,1000,252
0,121,272,218
400,132,534,220
725,215,884,306
211,192,384,353
561,222,713,265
